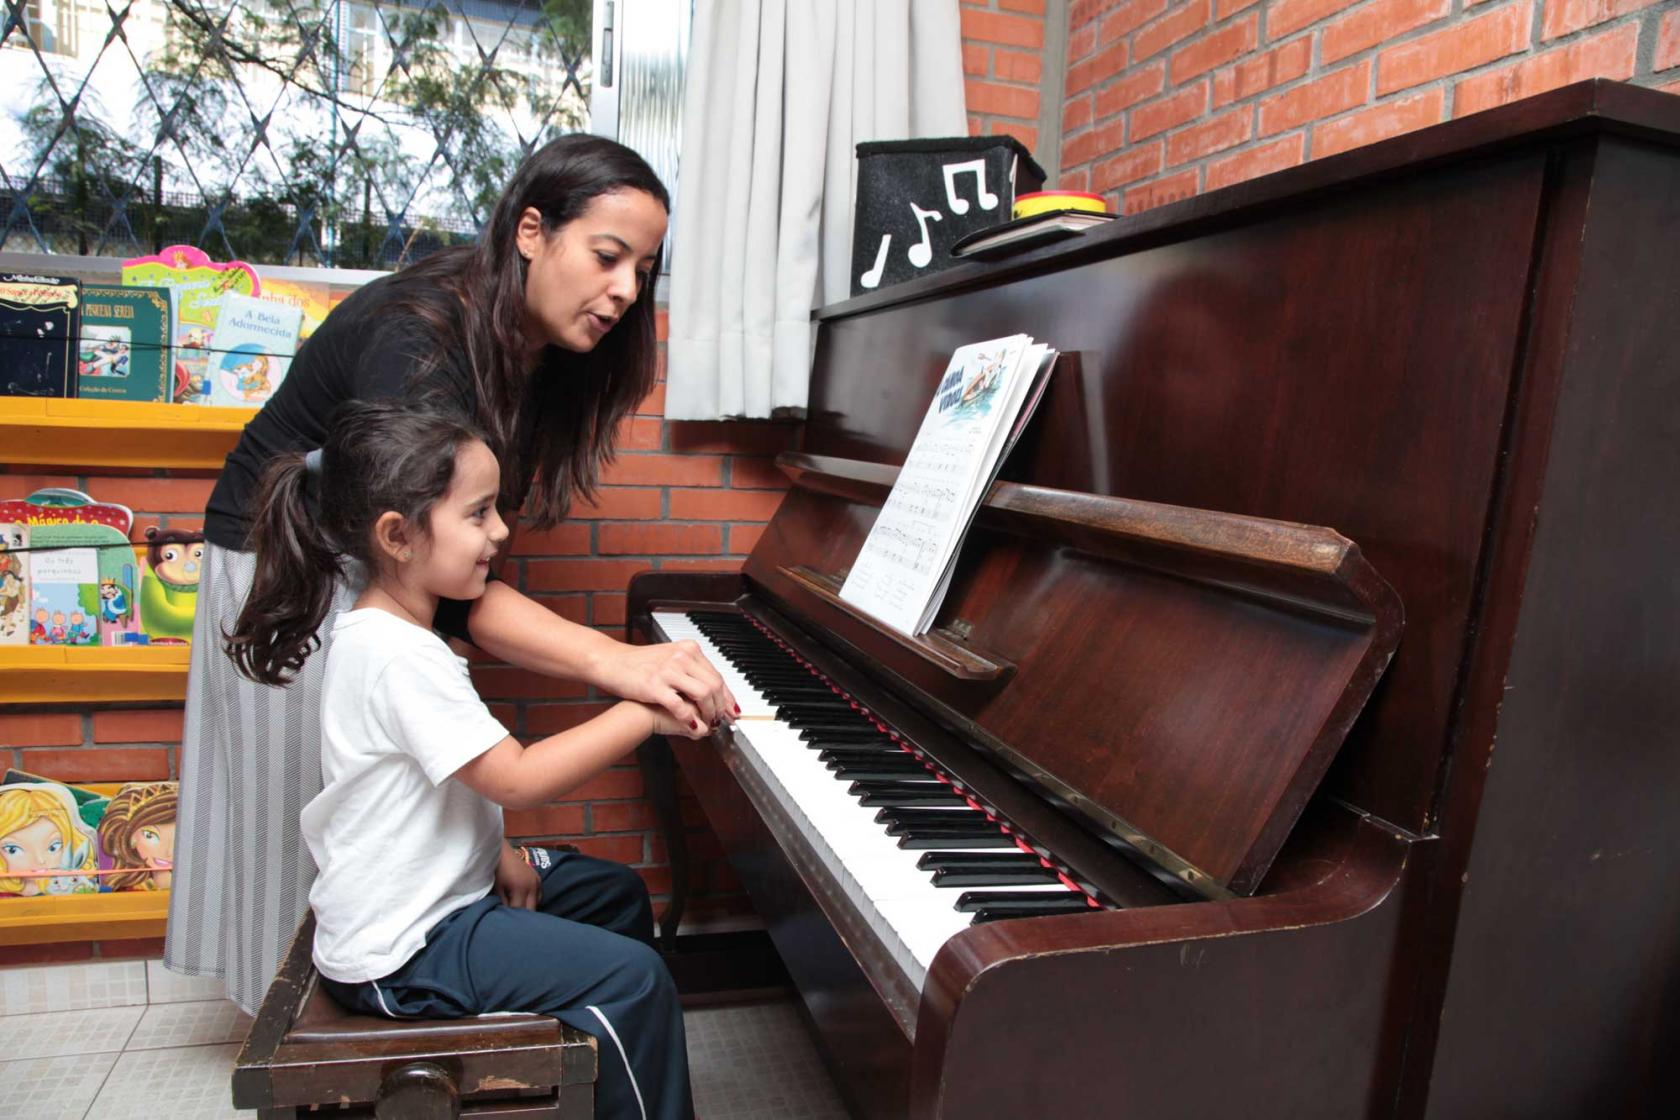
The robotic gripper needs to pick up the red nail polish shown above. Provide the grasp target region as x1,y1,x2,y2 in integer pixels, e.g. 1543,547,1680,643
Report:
689,719,699,729
734,704,742,715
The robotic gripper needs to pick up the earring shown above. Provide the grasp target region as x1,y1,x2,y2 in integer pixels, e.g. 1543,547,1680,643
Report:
399,549,412,562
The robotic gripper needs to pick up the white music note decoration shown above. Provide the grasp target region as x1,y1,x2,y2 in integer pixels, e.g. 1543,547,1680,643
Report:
941,159,999,215
859,233,892,289
907,204,942,268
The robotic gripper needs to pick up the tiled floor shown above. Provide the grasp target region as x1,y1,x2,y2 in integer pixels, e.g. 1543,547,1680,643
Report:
0,958,851,1119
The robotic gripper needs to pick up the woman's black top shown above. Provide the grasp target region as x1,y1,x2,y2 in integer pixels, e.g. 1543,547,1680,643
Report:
203,269,493,642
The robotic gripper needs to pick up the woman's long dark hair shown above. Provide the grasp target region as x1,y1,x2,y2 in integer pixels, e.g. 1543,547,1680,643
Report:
391,134,669,527
224,401,487,687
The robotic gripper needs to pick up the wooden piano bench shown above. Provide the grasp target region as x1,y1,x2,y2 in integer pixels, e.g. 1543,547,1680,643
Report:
233,913,597,1119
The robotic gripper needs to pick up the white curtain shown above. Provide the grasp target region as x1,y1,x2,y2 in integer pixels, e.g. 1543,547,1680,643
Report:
665,0,967,420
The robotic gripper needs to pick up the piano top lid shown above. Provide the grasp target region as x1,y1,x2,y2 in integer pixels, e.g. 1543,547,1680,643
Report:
815,79,1680,326
749,453,1405,897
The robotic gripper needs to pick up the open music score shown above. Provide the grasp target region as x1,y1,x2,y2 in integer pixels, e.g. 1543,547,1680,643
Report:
840,336,1056,635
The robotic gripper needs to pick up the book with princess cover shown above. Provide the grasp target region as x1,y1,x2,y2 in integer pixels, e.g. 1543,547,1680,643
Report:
0,771,180,895
0,488,143,648
205,291,302,406
74,285,174,402
0,274,80,398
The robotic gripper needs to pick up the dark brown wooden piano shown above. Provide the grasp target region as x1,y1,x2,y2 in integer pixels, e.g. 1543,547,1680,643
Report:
629,80,1680,1118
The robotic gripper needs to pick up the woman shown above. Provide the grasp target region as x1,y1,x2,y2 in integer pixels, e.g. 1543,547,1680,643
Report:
167,135,735,1013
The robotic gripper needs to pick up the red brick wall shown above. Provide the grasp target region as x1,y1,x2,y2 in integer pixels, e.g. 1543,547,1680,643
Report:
1060,0,1680,213
0,306,791,958
964,0,1055,154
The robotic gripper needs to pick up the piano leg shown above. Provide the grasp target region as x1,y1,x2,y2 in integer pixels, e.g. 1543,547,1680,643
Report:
637,734,689,951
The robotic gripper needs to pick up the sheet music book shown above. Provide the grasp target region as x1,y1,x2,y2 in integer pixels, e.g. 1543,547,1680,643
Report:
839,336,1057,635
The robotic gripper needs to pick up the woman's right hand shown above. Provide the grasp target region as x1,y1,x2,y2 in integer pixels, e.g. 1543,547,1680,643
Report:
646,702,715,740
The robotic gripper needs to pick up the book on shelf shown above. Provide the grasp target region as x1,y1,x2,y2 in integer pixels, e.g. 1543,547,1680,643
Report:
949,209,1114,260
0,521,26,645
74,285,174,403
204,291,302,407
0,488,143,648
0,274,80,398
839,335,1058,636
121,245,261,405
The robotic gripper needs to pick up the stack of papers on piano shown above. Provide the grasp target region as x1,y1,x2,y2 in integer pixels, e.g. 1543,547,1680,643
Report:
840,335,1057,636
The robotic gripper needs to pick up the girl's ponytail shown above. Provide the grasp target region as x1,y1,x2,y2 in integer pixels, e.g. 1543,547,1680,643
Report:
223,452,342,686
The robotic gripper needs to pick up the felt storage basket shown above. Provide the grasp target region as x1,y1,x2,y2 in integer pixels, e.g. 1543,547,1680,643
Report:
850,135,1046,296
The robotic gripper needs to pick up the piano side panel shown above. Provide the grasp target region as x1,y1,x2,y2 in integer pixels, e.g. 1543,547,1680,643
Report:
912,809,1430,1119
1416,135,1680,1118
801,151,1550,835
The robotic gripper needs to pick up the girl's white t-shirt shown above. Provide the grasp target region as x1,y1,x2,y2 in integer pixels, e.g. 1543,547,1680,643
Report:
301,608,510,982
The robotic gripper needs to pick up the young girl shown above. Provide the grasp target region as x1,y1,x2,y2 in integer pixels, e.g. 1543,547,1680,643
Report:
225,401,695,1120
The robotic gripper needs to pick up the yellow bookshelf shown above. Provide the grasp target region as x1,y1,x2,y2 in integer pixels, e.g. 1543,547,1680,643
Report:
0,397,255,470
0,783,170,945
0,889,170,945
0,645,191,704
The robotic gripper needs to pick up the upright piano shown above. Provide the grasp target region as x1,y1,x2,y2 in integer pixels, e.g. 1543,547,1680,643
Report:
628,81,1680,1118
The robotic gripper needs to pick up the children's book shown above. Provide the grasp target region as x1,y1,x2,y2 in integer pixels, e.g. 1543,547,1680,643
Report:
0,488,143,647
206,291,302,407
257,278,332,344
0,777,103,896
1,771,179,894
120,246,261,405
0,274,80,398
0,522,26,645
139,526,203,644
74,285,174,402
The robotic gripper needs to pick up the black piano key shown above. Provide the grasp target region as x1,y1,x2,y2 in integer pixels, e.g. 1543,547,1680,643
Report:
801,729,895,745
875,807,988,827
893,820,1010,840
931,865,1065,887
788,718,879,735
831,760,933,781
818,748,915,766
898,831,1015,850
759,687,842,701
916,852,1044,873
967,899,1095,923
853,783,968,807
954,890,1085,912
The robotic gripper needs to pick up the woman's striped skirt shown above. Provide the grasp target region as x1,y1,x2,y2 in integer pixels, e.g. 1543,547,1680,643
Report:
163,542,359,1013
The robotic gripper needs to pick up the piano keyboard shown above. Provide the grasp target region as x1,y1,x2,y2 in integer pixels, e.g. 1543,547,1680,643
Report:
653,609,1102,989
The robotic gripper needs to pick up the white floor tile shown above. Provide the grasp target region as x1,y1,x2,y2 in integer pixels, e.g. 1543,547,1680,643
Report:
85,1043,255,1120
127,1000,252,1051
0,1051,119,1119
686,1001,849,1119
0,1005,143,1061
146,961,229,1006
0,960,149,1016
